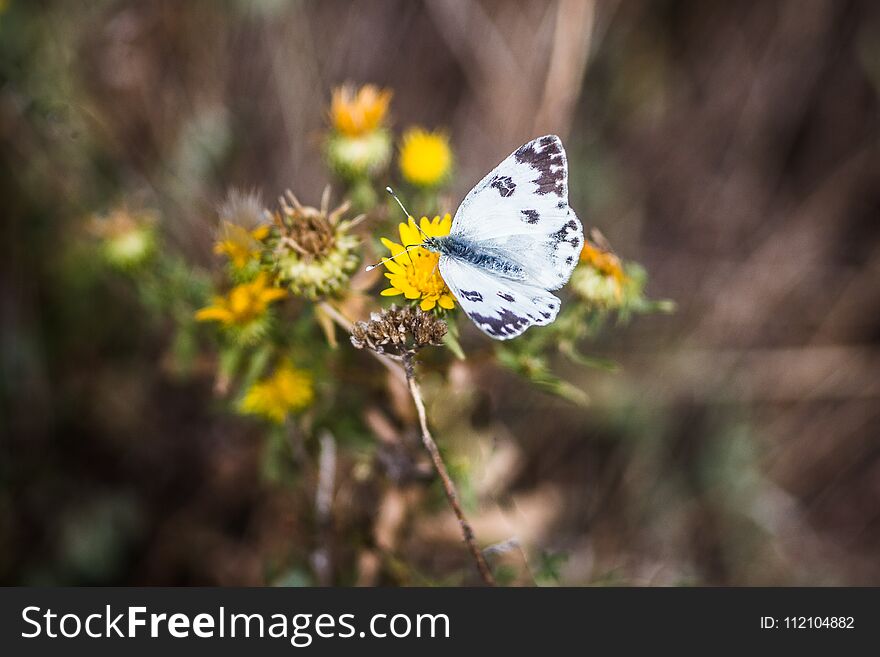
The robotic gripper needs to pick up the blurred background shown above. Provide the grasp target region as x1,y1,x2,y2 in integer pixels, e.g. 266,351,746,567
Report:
2,0,880,586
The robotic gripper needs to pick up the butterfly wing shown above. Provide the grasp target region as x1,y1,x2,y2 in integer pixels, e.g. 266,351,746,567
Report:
450,135,583,291
439,255,560,340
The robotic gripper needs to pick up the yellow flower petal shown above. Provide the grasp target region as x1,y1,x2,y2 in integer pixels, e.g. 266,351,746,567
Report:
213,221,267,269
419,298,436,311
399,220,421,247
262,288,288,303
195,307,231,323
383,259,404,274
380,288,403,296
438,294,455,310
330,85,392,137
381,237,404,252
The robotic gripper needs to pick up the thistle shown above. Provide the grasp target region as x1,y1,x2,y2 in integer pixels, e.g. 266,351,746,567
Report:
329,84,392,138
266,187,363,300
325,84,393,181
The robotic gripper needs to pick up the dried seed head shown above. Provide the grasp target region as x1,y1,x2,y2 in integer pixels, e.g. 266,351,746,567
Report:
270,188,343,258
265,187,362,300
350,305,447,354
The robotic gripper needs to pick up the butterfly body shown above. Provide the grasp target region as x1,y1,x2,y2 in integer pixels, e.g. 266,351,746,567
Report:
428,134,584,340
423,235,527,280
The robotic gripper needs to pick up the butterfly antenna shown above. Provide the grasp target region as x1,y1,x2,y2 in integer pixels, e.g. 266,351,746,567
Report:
364,243,422,272
385,186,430,241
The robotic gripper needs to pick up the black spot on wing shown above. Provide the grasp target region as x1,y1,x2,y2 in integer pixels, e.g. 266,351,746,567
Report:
460,289,483,302
490,175,515,197
551,218,581,248
520,209,540,224
497,291,515,302
514,136,566,197
533,163,565,197
469,308,531,338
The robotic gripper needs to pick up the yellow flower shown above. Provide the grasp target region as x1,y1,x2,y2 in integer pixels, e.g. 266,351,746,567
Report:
195,273,286,327
214,222,270,269
398,127,452,187
330,84,392,137
326,86,393,180
240,362,314,424
379,214,456,312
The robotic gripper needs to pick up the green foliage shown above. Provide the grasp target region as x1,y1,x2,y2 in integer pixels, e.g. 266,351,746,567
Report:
534,551,569,586
495,257,671,404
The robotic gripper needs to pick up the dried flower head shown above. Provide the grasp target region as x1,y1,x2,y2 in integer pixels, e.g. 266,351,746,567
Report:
267,187,363,300
330,84,392,137
398,127,452,188
350,305,447,354
379,214,456,312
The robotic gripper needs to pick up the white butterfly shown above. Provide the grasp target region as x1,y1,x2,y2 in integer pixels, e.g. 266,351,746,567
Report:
374,135,583,340
432,135,586,340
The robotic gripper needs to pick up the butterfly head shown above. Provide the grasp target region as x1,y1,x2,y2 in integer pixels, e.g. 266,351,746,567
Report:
364,234,447,272
420,235,444,254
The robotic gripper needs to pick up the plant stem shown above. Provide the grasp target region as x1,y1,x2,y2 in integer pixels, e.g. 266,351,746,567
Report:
402,353,496,586
311,430,336,586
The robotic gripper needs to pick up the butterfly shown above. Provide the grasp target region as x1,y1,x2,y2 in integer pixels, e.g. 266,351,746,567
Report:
373,135,583,340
